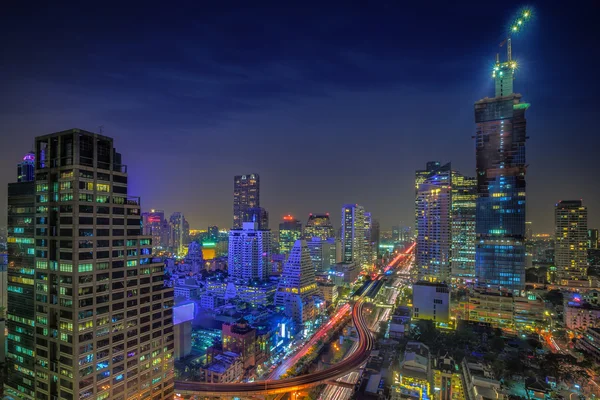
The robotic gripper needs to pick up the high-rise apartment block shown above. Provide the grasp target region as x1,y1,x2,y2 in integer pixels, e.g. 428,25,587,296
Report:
341,204,365,267
555,200,588,283
306,237,339,273
274,240,318,326
474,49,529,293
233,174,260,229
304,213,335,240
416,178,452,282
228,221,272,282
5,129,174,400
415,161,442,235
278,215,302,256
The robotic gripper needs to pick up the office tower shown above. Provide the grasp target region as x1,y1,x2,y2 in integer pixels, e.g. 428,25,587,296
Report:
233,174,260,229
588,229,599,250
5,130,174,400
371,219,380,258
17,151,36,183
341,204,365,267
243,206,269,230
142,209,170,250
5,156,36,398
450,173,477,280
392,226,400,242
555,200,588,282
228,221,272,282
474,43,529,293
363,212,377,267
170,212,189,255
278,215,302,256
274,240,318,326
415,161,442,234
307,237,339,273
304,213,335,240
416,177,451,282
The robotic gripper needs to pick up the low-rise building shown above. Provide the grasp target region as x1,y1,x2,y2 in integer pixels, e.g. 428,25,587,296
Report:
564,301,600,330
576,327,600,364
391,341,431,400
412,282,450,324
328,262,359,287
432,355,464,400
462,359,506,400
466,289,514,331
200,351,243,383
174,284,200,299
318,281,338,306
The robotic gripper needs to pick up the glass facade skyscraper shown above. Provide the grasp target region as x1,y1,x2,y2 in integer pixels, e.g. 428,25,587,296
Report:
451,173,477,280
341,204,365,267
303,213,335,240
474,55,529,293
278,215,302,256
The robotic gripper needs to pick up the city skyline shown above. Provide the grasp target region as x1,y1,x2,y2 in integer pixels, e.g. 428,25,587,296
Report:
1,2,598,233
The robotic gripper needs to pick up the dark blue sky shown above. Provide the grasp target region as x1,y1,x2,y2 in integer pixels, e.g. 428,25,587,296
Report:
1,1,598,232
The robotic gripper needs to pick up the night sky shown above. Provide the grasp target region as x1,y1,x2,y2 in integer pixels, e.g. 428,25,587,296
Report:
1,1,598,232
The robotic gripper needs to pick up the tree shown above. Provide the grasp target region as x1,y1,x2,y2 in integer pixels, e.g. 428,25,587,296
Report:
543,290,564,307
491,336,505,353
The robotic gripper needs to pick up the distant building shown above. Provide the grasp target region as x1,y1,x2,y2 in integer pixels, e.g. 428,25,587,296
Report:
142,209,171,250
451,172,477,281
555,200,588,283
170,211,190,255
306,237,339,273
228,221,272,282
412,282,450,324
467,289,515,331
17,151,35,183
233,174,260,229
243,207,269,229
564,301,600,330
278,215,302,256
414,161,442,235
416,169,452,282
317,282,338,306
304,213,335,240
341,204,365,267
274,240,318,326
363,212,379,267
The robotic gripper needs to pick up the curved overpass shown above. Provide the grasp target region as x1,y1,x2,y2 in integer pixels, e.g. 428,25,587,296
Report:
174,299,374,397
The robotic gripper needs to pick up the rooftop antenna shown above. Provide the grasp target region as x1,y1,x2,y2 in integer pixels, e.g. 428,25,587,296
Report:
98,125,104,134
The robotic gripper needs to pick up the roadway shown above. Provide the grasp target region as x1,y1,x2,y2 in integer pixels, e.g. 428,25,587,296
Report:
174,299,375,397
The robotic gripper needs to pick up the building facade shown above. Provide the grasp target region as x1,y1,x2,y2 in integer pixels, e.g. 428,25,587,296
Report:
341,204,365,268
416,179,451,282
306,237,338,273
5,129,174,400
17,152,36,183
243,207,269,230
228,221,272,282
142,209,170,250
233,174,260,229
474,53,529,293
412,282,450,324
555,200,588,283
169,212,189,255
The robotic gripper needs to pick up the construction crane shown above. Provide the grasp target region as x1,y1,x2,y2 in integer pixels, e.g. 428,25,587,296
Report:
493,8,532,82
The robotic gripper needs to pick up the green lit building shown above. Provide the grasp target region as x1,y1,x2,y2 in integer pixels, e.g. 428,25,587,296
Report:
278,215,302,257
5,153,36,399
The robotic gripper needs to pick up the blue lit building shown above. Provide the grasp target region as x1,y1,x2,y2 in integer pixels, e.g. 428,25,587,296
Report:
474,48,529,293
17,151,35,183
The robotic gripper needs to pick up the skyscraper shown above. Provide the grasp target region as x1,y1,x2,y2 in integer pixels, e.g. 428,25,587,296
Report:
450,172,477,280
363,212,377,267
5,129,174,400
278,215,302,256
274,240,318,325
555,200,588,283
306,237,339,273
416,178,452,282
228,221,272,282
243,206,269,230
341,204,365,267
5,156,36,398
17,151,35,183
474,44,529,293
304,213,335,240
170,211,190,255
233,174,260,229
142,209,171,250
